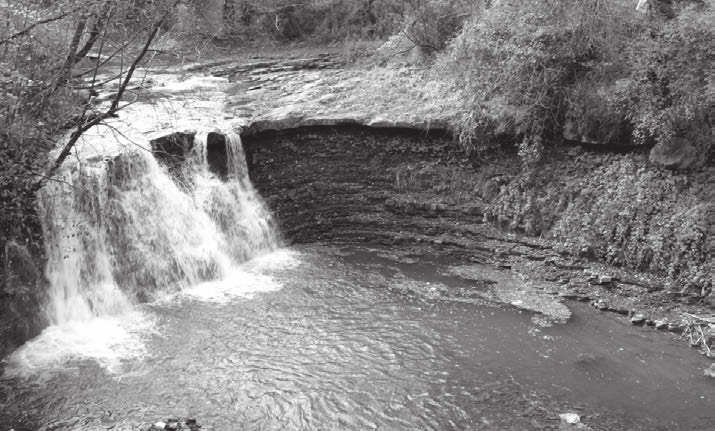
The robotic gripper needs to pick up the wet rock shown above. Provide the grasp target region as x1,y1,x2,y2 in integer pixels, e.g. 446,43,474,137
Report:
84,154,106,164
586,271,613,285
668,322,685,333
206,132,229,179
150,131,196,160
592,299,609,311
148,418,200,431
654,319,668,330
611,308,629,316
630,313,646,325
597,275,613,285
559,412,581,425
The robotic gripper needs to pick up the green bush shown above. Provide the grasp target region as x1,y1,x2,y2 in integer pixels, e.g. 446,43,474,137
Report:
439,0,634,152
440,1,711,163
218,0,405,42
606,2,712,155
551,158,710,294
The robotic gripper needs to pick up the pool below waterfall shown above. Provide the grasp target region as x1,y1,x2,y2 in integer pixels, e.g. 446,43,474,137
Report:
2,244,712,431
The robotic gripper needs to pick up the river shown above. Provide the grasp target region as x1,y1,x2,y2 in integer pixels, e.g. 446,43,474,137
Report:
2,244,712,430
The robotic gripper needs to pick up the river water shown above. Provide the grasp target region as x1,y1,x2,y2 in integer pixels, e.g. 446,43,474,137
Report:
1,245,712,431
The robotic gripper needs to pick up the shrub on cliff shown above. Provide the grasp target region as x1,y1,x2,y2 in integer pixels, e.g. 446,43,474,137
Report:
606,2,712,157
439,1,711,165
437,0,635,155
217,0,404,41
377,0,474,63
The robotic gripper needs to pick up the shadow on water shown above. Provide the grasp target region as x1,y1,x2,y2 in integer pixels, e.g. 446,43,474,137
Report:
0,245,712,430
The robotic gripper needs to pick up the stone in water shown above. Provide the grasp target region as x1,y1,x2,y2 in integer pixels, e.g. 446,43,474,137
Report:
560,412,581,424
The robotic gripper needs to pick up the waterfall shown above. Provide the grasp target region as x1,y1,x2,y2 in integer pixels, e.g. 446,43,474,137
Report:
38,129,279,325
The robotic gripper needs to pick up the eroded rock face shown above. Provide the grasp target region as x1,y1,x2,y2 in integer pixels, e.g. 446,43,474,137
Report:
150,132,195,169
241,126,479,245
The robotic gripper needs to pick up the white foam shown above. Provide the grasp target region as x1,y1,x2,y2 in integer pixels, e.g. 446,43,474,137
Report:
3,310,155,379
178,269,279,302
243,248,301,272
176,249,301,303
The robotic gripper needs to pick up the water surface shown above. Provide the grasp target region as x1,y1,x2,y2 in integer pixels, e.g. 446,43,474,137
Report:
1,245,712,430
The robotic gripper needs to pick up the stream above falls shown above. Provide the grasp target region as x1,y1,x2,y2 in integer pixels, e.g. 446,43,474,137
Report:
1,244,712,431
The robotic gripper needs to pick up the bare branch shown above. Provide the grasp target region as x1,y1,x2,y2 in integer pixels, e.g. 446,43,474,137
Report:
34,1,179,191
0,9,76,46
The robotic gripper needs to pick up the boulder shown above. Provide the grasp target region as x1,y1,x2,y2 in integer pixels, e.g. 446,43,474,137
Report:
649,137,698,170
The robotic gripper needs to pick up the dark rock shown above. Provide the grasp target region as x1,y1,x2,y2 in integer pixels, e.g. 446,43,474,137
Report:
206,132,229,179
592,299,609,311
106,152,151,192
668,322,685,333
649,137,698,170
654,320,668,330
630,313,646,325
150,131,195,161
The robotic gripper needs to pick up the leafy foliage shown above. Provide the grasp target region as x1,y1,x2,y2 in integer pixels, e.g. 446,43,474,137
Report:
606,2,712,154
438,0,711,165
439,0,639,156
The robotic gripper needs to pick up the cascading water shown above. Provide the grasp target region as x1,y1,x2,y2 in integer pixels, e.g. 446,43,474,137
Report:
5,128,279,375
40,128,278,323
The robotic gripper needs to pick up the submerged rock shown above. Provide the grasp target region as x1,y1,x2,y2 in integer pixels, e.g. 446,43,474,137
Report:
592,299,609,311
445,264,572,322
